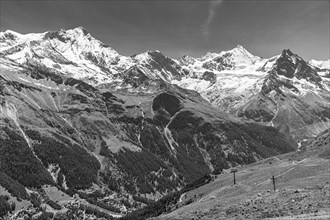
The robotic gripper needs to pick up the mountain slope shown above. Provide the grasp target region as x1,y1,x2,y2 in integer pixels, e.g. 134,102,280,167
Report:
0,65,297,218
0,27,327,218
309,59,330,71
174,49,330,142
152,129,330,220
0,27,186,87
178,45,263,75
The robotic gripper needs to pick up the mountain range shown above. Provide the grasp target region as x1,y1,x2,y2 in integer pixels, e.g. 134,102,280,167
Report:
0,27,329,218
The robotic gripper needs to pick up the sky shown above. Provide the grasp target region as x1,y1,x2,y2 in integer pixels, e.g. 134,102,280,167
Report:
1,0,329,60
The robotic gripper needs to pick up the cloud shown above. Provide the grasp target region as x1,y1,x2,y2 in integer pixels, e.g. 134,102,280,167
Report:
201,0,224,38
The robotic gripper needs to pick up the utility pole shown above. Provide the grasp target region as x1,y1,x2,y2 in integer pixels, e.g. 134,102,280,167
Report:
272,176,276,191
231,168,238,185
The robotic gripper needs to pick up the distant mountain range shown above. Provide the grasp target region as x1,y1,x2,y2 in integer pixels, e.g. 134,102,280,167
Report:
0,27,329,218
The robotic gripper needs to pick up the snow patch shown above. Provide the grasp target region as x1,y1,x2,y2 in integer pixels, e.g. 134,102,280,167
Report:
47,164,61,183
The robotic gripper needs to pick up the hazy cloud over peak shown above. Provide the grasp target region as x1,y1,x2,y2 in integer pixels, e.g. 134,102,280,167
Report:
202,0,224,38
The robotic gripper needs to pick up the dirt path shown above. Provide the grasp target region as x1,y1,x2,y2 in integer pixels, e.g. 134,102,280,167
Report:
178,193,186,203
254,158,307,188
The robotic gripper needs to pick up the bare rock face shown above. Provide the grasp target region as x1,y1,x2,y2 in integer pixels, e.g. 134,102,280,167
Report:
274,49,322,83
255,50,329,140
201,71,216,83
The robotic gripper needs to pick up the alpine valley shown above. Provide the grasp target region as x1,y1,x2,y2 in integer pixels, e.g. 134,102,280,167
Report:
0,27,329,219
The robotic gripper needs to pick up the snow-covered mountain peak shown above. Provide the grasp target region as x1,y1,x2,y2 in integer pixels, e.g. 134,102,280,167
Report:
225,44,260,61
0,30,21,47
0,29,45,39
44,27,118,55
177,45,265,75
57,27,88,40
281,49,293,55
1,28,328,92
309,59,324,66
0,30,21,39
132,50,169,63
235,44,245,50
1,28,189,86
198,52,218,61
231,44,249,53
309,59,330,70
182,54,195,60
0,27,119,60
270,49,322,83
0,29,46,47
45,26,90,41
71,26,89,35
209,45,262,70
0,27,132,85
132,50,155,62
278,49,303,65
280,49,301,63
179,55,196,65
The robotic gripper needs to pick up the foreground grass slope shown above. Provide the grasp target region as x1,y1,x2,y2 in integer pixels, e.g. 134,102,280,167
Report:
154,129,330,220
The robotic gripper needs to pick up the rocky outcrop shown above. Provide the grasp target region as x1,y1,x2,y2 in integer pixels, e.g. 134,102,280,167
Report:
274,49,322,83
